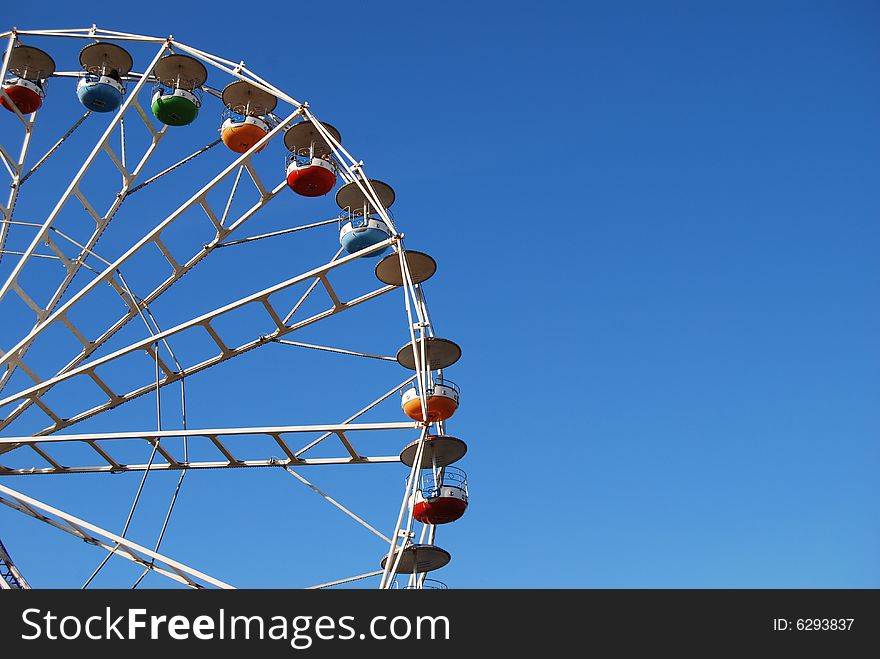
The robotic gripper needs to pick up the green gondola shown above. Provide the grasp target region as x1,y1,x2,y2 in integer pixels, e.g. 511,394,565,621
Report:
150,53,207,127
151,88,200,126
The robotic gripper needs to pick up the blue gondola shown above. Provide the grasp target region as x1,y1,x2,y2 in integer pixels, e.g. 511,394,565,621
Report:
75,42,132,113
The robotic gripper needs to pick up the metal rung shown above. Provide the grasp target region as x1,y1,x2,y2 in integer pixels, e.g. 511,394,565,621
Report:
103,142,130,181
107,275,139,311
11,281,46,318
61,315,92,349
12,356,42,385
73,187,103,224
261,298,286,331
27,443,64,470
153,236,182,273
319,275,343,309
199,198,225,235
117,544,143,561
143,344,175,378
201,321,230,354
0,142,18,176
167,564,198,587
63,521,95,543
208,436,239,464
145,438,180,468
84,440,122,470
270,433,298,461
42,235,75,271
30,396,62,424
131,97,159,138
244,161,268,199
86,369,121,401
334,431,361,460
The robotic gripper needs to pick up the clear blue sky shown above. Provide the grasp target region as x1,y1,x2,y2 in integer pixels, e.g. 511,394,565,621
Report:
0,1,877,588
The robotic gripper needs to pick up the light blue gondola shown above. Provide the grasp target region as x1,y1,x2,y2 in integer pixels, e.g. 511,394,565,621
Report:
340,215,392,257
76,74,124,112
75,42,132,113
335,179,396,257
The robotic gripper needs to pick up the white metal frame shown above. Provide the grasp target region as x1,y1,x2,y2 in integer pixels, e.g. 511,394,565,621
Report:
0,25,455,590
0,422,416,474
0,236,398,434
0,483,232,588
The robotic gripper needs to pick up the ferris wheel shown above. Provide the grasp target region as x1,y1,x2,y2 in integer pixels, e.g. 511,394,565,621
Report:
0,25,469,590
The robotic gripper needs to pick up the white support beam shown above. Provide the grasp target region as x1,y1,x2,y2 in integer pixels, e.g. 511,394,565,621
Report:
0,237,398,435
0,45,167,308
0,422,414,474
0,107,302,393
0,421,416,450
307,570,383,590
295,374,417,457
284,467,392,544
0,455,402,476
0,96,170,395
0,483,234,588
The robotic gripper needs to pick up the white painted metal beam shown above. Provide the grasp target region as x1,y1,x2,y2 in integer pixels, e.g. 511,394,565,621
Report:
0,483,234,588
0,237,397,434
0,422,413,474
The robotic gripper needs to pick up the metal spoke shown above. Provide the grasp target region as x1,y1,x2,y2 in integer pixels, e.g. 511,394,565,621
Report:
0,422,412,474
0,483,233,589
0,239,397,434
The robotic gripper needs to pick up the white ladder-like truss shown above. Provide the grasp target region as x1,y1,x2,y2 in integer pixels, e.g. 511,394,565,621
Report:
0,26,450,589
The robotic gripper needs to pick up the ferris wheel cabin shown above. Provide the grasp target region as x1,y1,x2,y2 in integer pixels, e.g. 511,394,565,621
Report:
400,436,470,523
1,45,55,115
284,120,341,197
401,378,460,422
219,80,276,153
336,179,395,256
411,465,469,525
75,42,132,113
151,54,208,126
